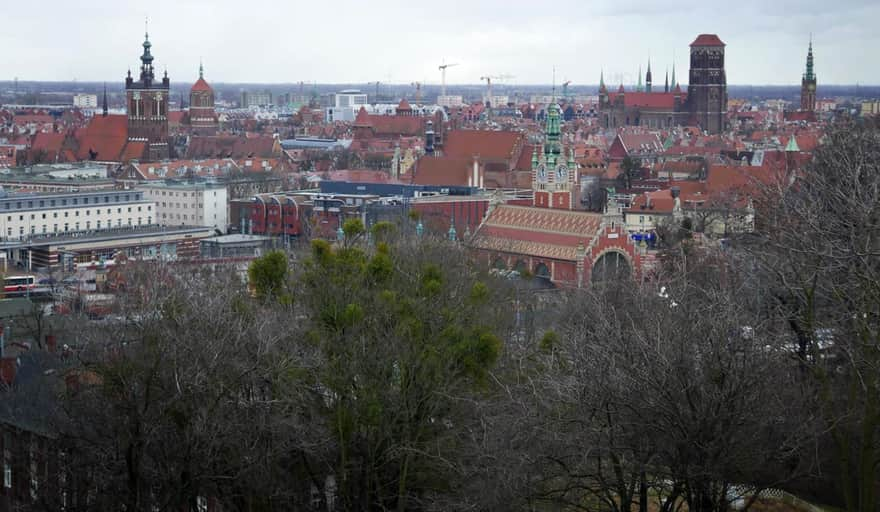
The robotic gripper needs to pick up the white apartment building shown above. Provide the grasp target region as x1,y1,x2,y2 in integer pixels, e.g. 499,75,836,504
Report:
0,190,155,241
436,95,464,108
139,182,228,232
73,94,98,108
325,89,369,122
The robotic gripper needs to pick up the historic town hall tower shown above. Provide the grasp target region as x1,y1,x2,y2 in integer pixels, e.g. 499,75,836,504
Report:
800,39,817,112
532,101,577,210
687,34,727,134
125,29,171,161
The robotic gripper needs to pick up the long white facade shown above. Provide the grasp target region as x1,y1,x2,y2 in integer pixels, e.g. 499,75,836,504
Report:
0,191,155,241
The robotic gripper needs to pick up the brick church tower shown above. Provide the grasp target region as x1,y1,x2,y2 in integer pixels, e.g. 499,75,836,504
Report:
687,34,727,134
800,38,817,112
125,29,171,161
189,62,218,135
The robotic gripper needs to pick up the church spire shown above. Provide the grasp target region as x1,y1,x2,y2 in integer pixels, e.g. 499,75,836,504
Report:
599,69,606,92
665,69,669,93
671,62,677,89
199,58,204,80
646,59,652,92
637,64,643,92
102,82,108,116
804,35,815,81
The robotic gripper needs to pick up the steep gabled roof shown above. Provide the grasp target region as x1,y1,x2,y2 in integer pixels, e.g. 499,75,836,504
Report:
191,77,212,92
75,114,128,162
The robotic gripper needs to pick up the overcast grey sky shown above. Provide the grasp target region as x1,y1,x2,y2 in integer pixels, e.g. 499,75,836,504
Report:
2,0,877,85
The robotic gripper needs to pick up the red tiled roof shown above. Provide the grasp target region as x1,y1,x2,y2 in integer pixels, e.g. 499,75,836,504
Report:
354,106,370,126
690,34,725,47
412,156,475,187
168,111,185,125
397,99,412,111
75,114,128,161
357,114,425,137
31,132,65,157
606,91,684,109
120,141,147,162
471,205,602,261
185,135,279,159
443,130,524,162
191,77,212,92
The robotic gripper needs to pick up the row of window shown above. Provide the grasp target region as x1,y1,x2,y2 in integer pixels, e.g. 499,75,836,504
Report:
6,217,152,236
159,202,202,209
2,194,141,210
4,206,150,222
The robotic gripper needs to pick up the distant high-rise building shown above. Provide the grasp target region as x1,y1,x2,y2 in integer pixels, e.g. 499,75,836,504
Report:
687,34,727,134
125,29,171,161
240,90,273,108
73,94,98,109
800,39,817,112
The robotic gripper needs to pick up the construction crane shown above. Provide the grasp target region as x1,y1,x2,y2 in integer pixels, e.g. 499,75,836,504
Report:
438,62,459,97
410,82,422,104
480,74,515,107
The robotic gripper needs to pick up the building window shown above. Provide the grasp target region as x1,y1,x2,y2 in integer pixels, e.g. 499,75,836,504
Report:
53,224,58,232
86,221,91,229
75,222,79,230
97,220,101,229
64,223,69,231
86,210,90,216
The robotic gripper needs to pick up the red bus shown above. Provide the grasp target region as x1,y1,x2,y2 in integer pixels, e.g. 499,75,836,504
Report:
3,275,37,295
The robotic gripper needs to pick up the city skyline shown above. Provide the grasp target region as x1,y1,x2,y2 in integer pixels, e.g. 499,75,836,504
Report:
1,0,878,86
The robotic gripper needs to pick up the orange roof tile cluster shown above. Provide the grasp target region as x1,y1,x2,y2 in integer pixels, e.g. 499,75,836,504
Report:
606,91,685,109
75,114,130,162
411,156,475,187
443,130,524,162
185,135,279,159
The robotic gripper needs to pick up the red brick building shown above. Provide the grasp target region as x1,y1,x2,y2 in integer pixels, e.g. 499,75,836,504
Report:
470,101,641,287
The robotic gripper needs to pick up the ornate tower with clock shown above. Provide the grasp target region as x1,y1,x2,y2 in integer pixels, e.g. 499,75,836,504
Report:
800,38,817,112
532,101,577,210
125,28,171,161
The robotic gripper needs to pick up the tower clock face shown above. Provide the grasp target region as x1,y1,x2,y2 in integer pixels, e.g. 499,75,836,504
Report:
556,165,568,180
537,164,548,182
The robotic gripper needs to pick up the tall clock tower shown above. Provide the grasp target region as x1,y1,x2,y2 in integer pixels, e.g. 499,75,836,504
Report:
800,39,817,112
532,101,577,210
687,33,727,134
125,30,171,161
